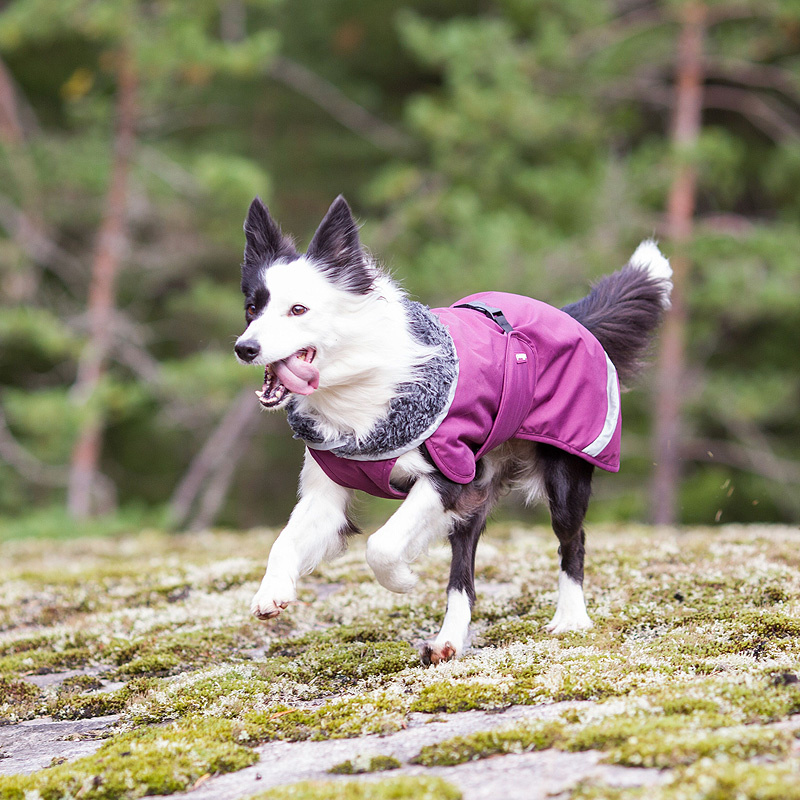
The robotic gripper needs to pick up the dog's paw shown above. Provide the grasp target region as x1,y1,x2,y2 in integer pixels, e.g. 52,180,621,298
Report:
365,543,418,593
420,640,458,666
545,611,593,635
250,576,296,621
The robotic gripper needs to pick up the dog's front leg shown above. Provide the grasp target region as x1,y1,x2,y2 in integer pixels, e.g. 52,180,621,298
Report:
251,452,354,620
366,476,454,594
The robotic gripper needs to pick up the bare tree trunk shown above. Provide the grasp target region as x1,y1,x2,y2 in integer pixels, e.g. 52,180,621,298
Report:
0,56,42,302
169,390,262,530
651,1,707,525
67,48,137,519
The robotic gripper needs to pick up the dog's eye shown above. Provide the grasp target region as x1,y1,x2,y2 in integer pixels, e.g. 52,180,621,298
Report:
290,304,308,316
245,304,257,320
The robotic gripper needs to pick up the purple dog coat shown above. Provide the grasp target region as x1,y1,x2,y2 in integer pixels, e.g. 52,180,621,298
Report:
306,292,621,499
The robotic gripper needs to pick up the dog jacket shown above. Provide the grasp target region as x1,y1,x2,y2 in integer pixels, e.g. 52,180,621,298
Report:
298,292,621,500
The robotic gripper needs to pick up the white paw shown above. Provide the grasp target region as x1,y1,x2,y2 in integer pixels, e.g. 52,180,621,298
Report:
547,571,593,634
372,558,418,593
546,609,593,634
250,574,296,620
365,538,418,593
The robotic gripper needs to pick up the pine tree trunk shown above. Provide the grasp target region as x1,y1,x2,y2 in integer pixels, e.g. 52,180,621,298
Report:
67,49,137,519
651,1,707,525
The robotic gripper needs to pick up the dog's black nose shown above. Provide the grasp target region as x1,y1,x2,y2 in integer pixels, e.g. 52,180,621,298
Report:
235,339,260,362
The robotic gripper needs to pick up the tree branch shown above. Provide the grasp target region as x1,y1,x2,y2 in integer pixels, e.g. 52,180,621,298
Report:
703,85,800,141
267,56,414,154
0,404,69,487
0,192,84,284
169,389,262,528
681,439,800,485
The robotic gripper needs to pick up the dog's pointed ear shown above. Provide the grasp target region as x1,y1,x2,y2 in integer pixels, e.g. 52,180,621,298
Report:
306,196,373,294
243,197,296,272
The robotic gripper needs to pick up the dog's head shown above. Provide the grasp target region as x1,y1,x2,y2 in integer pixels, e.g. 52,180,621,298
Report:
234,195,376,409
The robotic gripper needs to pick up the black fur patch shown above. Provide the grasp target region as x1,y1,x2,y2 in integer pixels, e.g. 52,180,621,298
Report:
306,196,374,295
241,197,298,295
243,285,270,323
561,265,666,386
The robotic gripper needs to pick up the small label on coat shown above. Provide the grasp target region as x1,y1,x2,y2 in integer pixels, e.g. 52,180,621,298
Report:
515,352,528,363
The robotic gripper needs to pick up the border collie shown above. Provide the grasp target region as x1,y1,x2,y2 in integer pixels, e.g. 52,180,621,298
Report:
235,196,672,665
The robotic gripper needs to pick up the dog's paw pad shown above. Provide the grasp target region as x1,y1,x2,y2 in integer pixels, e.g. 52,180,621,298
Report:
420,641,457,666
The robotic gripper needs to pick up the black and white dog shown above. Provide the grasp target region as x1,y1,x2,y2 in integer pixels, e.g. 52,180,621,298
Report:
235,196,671,664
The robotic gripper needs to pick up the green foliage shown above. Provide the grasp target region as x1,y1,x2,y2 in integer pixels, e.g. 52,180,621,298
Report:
0,0,798,527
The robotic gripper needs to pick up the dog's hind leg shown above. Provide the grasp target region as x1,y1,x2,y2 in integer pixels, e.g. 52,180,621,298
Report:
538,444,594,633
251,451,356,620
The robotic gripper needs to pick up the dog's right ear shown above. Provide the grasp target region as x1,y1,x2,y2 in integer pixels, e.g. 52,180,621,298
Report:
243,197,297,273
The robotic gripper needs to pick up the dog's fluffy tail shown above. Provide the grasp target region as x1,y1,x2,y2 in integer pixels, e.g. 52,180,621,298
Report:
561,240,672,386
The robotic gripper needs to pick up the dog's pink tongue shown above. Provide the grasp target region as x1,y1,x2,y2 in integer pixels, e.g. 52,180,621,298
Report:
273,356,320,396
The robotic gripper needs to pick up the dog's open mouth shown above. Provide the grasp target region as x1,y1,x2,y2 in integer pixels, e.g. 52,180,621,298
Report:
255,348,319,408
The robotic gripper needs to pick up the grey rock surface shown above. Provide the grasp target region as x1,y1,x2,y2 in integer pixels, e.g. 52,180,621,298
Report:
0,702,665,798
0,714,120,776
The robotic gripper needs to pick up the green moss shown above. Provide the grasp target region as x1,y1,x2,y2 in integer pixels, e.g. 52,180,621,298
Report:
738,611,800,638
566,712,792,768
573,758,800,800
412,722,565,767
260,640,418,694
128,667,268,724
0,675,41,722
481,618,541,646
58,674,105,693
249,776,462,800
111,629,243,677
661,759,800,800
719,679,800,723
266,617,416,658
414,707,794,771
0,644,95,675
410,681,508,713
659,696,720,716
245,694,408,742
601,725,792,769
328,755,401,774
0,717,258,800
553,665,626,702
48,677,158,721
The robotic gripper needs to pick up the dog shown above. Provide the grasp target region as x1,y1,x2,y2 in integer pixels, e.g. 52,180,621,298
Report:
235,195,672,665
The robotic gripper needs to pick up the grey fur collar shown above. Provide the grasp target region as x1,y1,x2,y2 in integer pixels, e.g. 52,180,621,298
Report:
286,300,458,461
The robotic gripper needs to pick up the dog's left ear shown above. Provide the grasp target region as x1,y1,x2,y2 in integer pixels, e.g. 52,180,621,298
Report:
306,196,373,294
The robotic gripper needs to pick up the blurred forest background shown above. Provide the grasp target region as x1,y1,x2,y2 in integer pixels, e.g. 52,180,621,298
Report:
0,0,798,539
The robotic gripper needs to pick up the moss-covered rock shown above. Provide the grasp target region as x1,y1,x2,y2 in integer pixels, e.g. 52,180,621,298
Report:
0,717,258,799
0,675,41,722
